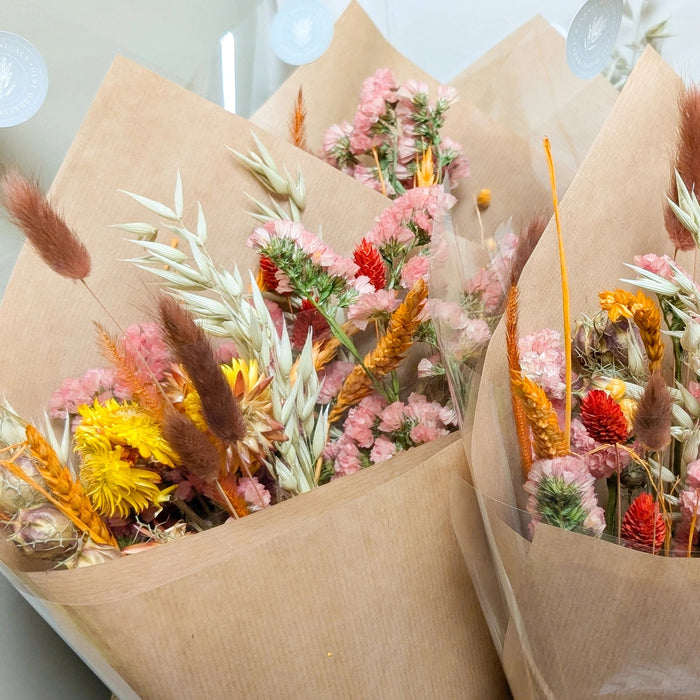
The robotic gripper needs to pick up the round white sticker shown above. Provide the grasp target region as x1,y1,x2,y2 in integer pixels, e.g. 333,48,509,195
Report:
566,0,623,79
269,0,334,66
0,32,48,127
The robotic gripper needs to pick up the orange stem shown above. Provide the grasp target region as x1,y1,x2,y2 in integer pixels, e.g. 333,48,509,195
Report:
543,137,572,450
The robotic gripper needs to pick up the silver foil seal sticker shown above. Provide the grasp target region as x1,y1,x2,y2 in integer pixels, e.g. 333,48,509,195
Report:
270,0,334,66
0,32,48,127
566,0,623,79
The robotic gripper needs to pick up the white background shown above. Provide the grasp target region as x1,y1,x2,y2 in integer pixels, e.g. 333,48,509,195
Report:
0,1,697,697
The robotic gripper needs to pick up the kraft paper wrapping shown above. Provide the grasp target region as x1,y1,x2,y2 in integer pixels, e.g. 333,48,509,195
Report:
454,48,700,699
0,57,512,698
452,15,618,186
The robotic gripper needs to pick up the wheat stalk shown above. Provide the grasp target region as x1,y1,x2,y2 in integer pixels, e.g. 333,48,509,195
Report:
329,279,427,422
512,374,568,460
24,426,117,547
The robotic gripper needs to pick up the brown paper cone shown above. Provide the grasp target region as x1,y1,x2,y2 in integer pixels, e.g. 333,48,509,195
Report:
458,48,700,698
452,15,618,184
0,57,509,698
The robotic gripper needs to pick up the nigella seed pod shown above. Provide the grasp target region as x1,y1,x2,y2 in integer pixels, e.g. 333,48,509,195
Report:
64,540,122,569
9,504,80,559
620,461,647,490
0,455,47,516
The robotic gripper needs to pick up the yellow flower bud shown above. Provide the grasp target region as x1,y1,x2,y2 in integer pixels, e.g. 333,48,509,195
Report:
605,378,627,402
476,188,491,209
619,398,638,432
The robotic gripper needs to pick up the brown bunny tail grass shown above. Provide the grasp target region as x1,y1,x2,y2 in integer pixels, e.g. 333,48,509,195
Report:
24,426,117,547
510,213,549,286
162,408,223,484
158,295,246,445
665,84,700,251
505,286,533,477
329,279,428,422
512,373,568,460
633,370,673,453
1,169,91,279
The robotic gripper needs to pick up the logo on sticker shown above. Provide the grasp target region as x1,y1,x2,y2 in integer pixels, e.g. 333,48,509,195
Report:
0,32,48,127
270,0,334,66
566,0,623,79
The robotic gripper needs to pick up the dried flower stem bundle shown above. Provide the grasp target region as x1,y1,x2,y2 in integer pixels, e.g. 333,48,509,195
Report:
0,170,91,280
505,286,533,477
329,279,427,422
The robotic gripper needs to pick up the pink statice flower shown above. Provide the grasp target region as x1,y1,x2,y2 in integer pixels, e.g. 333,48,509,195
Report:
524,455,605,536
441,137,470,180
50,367,121,418
333,439,363,477
343,395,387,448
426,299,491,359
366,186,456,248
349,68,398,154
400,254,430,288
119,322,172,384
518,328,566,401
317,361,354,404
417,354,442,379
323,121,354,173
370,436,397,463
347,289,400,330
570,418,631,479
633,253,676,280
464,230,519,314
236,476,271,512
673,462,700,553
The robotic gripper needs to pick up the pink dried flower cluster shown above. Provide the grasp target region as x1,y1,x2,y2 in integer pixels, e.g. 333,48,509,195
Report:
322,69,468,197
674,460,700,553
236,476,271,512
518,328,567,401
366,186,456,248
427,299,492,359
464,231,520,314
324,393,456,477
524,455,606,536
248,220,359,286
570,418,632,479
50,322,172,418
347,289,400,330
49,367,123,418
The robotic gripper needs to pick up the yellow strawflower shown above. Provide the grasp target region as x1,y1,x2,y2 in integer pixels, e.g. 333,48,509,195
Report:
78,439,173,518
76,399,178,467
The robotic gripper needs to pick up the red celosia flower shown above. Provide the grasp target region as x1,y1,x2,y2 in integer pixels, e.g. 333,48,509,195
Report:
353,238,386,290
580,390,628,445
258,255,282,293
621,492,665,552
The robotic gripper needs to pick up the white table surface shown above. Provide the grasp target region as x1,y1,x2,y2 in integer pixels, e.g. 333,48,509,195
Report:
0,1,697,697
